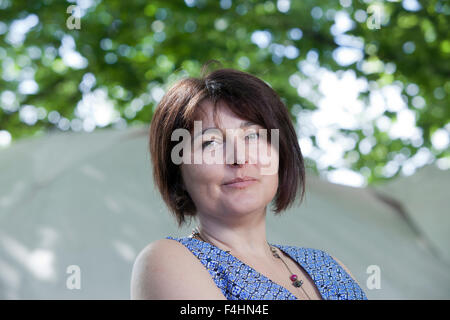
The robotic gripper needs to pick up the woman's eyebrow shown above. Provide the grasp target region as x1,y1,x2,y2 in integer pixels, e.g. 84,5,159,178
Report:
193,121,258,139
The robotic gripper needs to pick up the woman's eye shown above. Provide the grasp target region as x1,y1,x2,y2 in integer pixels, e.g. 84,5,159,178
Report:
202,139,218,149
245,132,259,140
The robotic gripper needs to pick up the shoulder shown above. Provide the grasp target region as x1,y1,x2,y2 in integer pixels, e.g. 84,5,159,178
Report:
329,255,354,278
130,238,226,300
326,253,362,287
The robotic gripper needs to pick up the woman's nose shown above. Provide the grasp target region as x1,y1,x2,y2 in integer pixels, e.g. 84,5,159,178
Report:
226,136,250,166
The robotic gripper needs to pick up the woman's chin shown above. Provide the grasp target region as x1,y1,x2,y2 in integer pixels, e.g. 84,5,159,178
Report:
220,199,266,216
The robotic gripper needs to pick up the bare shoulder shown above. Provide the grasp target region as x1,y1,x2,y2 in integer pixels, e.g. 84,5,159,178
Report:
130,238,226,300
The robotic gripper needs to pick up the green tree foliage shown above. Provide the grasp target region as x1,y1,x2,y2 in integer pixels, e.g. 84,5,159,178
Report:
0,0,448,184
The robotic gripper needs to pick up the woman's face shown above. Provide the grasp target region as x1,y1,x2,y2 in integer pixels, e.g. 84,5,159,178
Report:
179,99,279,221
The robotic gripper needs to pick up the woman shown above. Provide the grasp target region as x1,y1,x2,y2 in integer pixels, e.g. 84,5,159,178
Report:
130,65,368,300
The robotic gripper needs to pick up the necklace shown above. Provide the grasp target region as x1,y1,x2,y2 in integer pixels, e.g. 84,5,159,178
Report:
190,228,312,300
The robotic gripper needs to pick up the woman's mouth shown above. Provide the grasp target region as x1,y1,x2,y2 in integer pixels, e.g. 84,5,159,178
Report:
222,177,258,189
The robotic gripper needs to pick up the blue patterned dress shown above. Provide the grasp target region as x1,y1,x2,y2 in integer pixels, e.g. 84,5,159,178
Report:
166,236,368,300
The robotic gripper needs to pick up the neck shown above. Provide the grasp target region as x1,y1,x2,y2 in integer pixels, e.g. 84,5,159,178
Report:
194,207,273,259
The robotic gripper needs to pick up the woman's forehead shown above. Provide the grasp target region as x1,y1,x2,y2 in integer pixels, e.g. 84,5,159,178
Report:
194,99,250,128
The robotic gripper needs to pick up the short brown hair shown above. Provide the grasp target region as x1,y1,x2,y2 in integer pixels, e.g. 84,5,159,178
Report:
149,66,305,228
